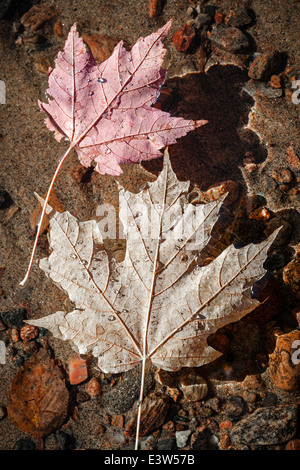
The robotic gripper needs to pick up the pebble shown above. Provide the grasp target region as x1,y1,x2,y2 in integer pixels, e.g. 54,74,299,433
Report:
224,6,252,28
262,392,278,408
206,179,239,205
271,167,294,185
20,325,39,342
264,217,291,246
125,393,170,438
11,328,19,342
111,414,124,428
248,50,282,81
87,377,101,397
0,308,27,328
230,405,298,446
54,20,63,38
205,397,220,413
20,4,58,31
175,430,191,448
286,439,300,450
193,13,211,30
210,25,249,54
157,438,176,450
269,329,300,390
13,438,36,450
172,24,197,54
0,404,6,420
243,80,283,99
190,430,208,450
68,357,88,385
270,75,282,89
179,373,208,401
214,12,224,24
82,33,119,64
283,258,300,299
224,396,246,419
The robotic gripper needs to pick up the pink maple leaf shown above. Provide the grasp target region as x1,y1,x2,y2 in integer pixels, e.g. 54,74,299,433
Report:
20,20,207,285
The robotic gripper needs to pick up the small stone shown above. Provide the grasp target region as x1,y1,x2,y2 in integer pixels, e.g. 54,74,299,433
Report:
87,377,101,397
13,438,36,450
11,328,20,342
206,180,239,205
68,357,88,385
219,433,231,450
230,405,298,446
242,391,257,404
82,33,119,63
193,13,211,30
248,51,282,81
205,397,220,412
20,4,58,31
34,57,51,74
111,414,124,428
270,75,282,89
210,25,249,54
264,217,291,246
249,207,271,221
243,80,283,99
224,396,246,419
125,393,169,438
219,420,233,430
269,329,300,390
20,324,39,342
172,24,197,54
224,6,252,28
190,430,208,450
175,430,191,448
54,20,63,38
271,167,294,185
157,438,176,450
162,420,175,432
283,259,300,299
1,308,27,328
214,12,224,23
286,439,300,450
0,405,6,420
179,372,208,401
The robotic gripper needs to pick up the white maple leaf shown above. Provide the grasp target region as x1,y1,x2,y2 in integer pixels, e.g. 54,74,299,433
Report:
27,151,278,448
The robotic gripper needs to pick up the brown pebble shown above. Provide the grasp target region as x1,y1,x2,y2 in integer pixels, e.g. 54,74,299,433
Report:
206,180,239,206
219,420,233,430
172,24,197,54
54,20,63,38
162,420,175,432
111,414,124,428
286,439,300,450
68,357,88,385
249,207,271,221
283,258,300,299
11,328,19,342
269,329,300,391
272,167,294,185
87,377,101,397
82,33,119,64
214,12,224,23
248,50,282,81
219,433,231,450
270,74,282,88
20,324,39,342
149,0,164,18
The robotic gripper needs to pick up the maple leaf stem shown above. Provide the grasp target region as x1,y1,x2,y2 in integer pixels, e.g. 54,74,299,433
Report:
19,145,74,286
135,356,147,450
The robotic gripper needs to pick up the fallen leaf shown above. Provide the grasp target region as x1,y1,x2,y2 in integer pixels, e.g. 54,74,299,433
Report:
27,151,278,447
8,348,69,441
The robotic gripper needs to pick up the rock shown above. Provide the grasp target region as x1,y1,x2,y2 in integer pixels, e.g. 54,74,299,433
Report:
224,396,246,419
210,25,249,54
20,325,39,342
1,308,27,328
205,179,239,205
264,217,291,246
56,430,75,450
175,430,191,448
262,392,278,407
269,329,300,391
149,0,165,18
224,6,252,28
271,167,294,186
179,372,208,401
214,13,225,24
111,414,124,428
157,438,176,450
190,430,208,450
13,438,37,450
243,80,283,99
205,397,220,412
286,439,300,450
193,13,211,30
68,357,88,385
270,75,282,89
82,33,119,63
172,24,198,54
0,404,6,420
230,405,298,446
20,4,58,31
54,21,63,38
283,258,300,299
87,377,101,397
125,393,170,438
248,51,283,81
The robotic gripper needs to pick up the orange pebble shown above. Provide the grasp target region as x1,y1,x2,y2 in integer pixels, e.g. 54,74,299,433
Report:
68,356,88,385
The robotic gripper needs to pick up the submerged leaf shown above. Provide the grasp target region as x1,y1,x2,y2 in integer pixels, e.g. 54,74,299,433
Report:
8,348,69,439
27,152,278,374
